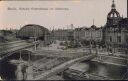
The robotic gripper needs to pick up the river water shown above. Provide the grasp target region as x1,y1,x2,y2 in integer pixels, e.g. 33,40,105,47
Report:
0,45,127,80
0,58,127,80
80,61,127,80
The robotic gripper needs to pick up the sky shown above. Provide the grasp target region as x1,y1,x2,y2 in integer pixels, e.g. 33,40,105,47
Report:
0,0,127,30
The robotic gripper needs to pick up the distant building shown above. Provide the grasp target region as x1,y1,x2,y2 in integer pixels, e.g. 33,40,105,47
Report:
51,29,74,41
74,25,102,43
0,30,2,36
0,31,4,42
0,30,14,42
0,30,13,36
74,27,86,41
49,24,74,41
85,25,102,42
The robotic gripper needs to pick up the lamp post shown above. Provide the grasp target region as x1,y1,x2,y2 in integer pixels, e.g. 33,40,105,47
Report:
29,37,37,51
89,28,92,54
19,50,23,61
34,37,37,51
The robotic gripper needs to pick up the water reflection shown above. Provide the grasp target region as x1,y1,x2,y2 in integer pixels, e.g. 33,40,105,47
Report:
83,61,127,79
0,57,127,80
0,60,17,80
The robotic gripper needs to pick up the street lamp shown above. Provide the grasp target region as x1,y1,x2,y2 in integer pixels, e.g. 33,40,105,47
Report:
89,28,93,54
34,37,38,51
29,37,37,51
19,50,23,61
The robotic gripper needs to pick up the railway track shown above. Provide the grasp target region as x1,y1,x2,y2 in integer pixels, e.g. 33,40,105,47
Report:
0,40,31,52
0,40,35,60
33,57,70,78
0,40,25,46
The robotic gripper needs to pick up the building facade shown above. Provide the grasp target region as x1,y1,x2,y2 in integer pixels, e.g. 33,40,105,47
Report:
74,25,103,43
103,0,128,52
50,29,74,41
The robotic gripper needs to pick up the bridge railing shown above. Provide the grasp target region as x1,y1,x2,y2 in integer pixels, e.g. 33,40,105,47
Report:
0,42,35,61
34,54,96,80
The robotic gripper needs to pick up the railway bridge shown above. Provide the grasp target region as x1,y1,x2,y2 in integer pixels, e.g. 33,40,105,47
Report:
34,54,96,80
0,24,49,61
0,40,97,80
0,40,38,62
0,39,127,80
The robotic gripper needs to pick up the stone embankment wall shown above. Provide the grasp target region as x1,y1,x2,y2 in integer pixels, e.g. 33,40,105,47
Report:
92,54,127,66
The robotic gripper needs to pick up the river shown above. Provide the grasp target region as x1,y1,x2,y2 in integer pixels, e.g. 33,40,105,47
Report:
0,58,127,80
67,60,127,80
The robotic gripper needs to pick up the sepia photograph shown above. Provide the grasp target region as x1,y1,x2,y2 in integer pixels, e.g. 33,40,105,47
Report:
0,0,127,80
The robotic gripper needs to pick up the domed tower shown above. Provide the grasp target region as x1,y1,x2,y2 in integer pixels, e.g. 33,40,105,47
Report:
106,0,122,26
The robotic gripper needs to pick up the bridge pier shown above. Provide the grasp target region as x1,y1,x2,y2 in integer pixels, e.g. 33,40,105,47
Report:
15,63,23,80
26,65,33,80
14,50,34,80
26,52,33,80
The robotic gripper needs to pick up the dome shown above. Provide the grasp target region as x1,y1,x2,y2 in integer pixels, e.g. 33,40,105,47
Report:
106,0,122,26
17,24,49,40
107,9,120,18
91,25,97,29
107,0,120,18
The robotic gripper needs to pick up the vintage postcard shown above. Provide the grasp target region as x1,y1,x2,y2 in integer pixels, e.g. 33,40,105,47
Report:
0,0,127,80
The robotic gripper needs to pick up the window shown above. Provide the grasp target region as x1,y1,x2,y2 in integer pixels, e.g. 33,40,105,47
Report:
110,36,112,42
117,36,121,43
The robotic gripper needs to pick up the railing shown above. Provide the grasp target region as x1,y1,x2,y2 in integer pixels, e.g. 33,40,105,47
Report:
0,41,35,61
34,54,96,80
0,40,25,46
87,73,111,80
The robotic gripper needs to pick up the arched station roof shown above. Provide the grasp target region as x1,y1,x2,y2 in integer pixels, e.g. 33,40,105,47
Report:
16,24,49,40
